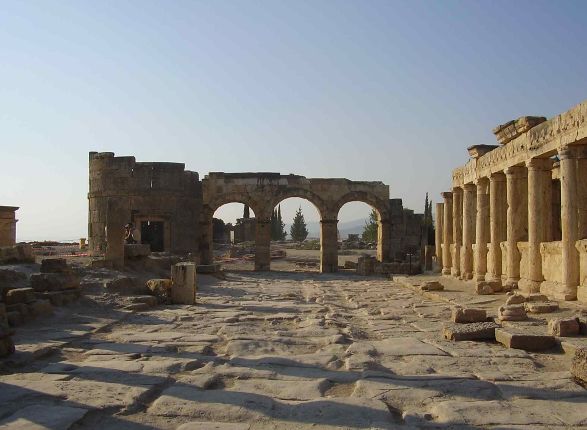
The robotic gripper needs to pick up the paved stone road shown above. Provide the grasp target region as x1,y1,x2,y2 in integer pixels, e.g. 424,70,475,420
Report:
1,271,586,429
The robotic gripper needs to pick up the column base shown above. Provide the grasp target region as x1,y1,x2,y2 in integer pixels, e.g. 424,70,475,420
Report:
517,278,542,294
540,281,578,301
461,272,474,281
451,269,461,277
473,273,486,282
442,268,452,275
504,278,519,290
320,264,338,274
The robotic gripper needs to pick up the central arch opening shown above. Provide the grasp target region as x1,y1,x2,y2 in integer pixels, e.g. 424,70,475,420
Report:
212,203,256,271
270,197,322,272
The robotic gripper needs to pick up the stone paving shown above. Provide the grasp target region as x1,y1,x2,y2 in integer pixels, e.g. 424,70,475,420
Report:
1,271,587,429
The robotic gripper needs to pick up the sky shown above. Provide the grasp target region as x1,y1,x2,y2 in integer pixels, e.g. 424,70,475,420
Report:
1,0,586,240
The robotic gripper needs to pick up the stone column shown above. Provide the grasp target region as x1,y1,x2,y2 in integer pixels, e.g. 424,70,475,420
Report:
519,158,553,293
441,192,453,275
105,198,127,269
504,166,528,289
488,172,507,282
255,219,271,271
452,187,463,277
435,202,444,270
461,184,476,280
577,146,587,240
474,178,490,282
320,218,339,273
376,218,391,263
559,146,580,300
171,262,196,304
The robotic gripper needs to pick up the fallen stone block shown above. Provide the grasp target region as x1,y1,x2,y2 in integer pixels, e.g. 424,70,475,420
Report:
526,293,549,302
0,335,15,357
103,277,144,294
5,287,36,305
505,293,526,305
124,243,151,259
344,261,357,270
171,262,197,305
525,301,559,314
476,281,502,295
548,317,580,337
497,304,527,321
571,347,587,385
578,315,587,335
443,322,499,341
495,328,556,351
6,311,23,327
28,299,53,317
40,258,70,273
37,289,81,306
419,281,444,291
197,264,221,274
452,307,487,323
30,272,80,292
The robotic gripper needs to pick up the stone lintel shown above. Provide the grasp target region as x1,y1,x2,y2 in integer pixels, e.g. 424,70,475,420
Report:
467,144,498,159
493,116,547,145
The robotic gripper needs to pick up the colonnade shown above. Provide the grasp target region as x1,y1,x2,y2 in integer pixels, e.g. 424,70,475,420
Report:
437,145,587,302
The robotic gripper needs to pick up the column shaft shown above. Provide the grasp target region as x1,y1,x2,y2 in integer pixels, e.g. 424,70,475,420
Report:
489,172,507,282
377,219,391,263
452,188,463,277
505,166,528,288
520,158,553,293
320,218,339,273
474,178,490,282
441,192,453,275
435,202,444,270
559,146,579,299
461,184,476,280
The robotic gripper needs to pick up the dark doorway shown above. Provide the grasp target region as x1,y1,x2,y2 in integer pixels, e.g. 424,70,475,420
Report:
141,221,164,252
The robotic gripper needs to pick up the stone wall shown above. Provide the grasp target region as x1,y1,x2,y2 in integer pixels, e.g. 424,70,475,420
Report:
88,152,202,262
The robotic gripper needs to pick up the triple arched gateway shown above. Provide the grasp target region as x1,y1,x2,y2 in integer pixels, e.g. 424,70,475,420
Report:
87,153,404,272
200,173,390,272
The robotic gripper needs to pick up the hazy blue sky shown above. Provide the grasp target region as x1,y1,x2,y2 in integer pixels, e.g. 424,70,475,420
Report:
1,1,586,240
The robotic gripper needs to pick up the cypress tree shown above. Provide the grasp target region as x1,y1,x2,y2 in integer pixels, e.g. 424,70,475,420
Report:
362,209,378,242
290,206,309,242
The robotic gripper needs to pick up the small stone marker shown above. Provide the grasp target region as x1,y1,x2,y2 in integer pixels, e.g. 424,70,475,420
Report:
443,322,499,341
571,347,587,385
171,262,196,305
548,317,580,337
451,307,487,323
495,328,556,351
497,304,528,321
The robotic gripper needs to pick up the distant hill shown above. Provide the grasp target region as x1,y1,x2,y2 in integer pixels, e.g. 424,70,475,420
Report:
285,218,366,240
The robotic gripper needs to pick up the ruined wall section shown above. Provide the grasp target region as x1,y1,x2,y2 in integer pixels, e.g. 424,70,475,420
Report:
88,152,202,256
389,199,424,261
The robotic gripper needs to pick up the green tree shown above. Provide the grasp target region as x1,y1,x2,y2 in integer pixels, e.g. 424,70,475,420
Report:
277,205,287,240
423,192,435,245
290,206,309,242
362,209,378,242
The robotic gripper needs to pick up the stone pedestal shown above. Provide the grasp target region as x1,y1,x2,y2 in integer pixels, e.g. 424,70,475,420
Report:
504,166,528,289
461,184,476,280
474,178,489,282
441,192,453,275
320,219,338,273
452,188,463,277
519,158,553,293
171,262,196,305
255,219,271,271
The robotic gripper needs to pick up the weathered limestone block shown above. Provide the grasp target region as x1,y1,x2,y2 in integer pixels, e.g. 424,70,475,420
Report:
171,262,196,305
497,304,527,321
571,348,587,384
525,293,549,302
505,293,526,305
525,301,559,314
344,261,357,270
40,258,70,273
492,116,546,145
443,322,499,341
146,279,172,302
476,281,502,295
30,273,80,292
576,240,587,303
28,299,53,317
548,317,580,337
5,287,36,305
495,328,556,351
419,280,444,291
357,256,376,276
0,243,34,264
124,243,151,259
104,277,144,294
451,307,487,323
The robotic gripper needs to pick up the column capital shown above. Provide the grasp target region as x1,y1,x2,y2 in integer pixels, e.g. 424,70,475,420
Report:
526,157,554,171
441,191,453,199
489,171,506,182
559,144,587,160
463,183,476,192
452,186,463,195
504,165,527,177
475,177,489,194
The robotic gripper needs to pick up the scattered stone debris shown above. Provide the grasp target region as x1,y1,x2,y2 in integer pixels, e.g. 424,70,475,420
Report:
497,304,528,321
419,280,444,291
548,317,581,337
525,301,559,314
476,281,502,295
451,306,486,323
